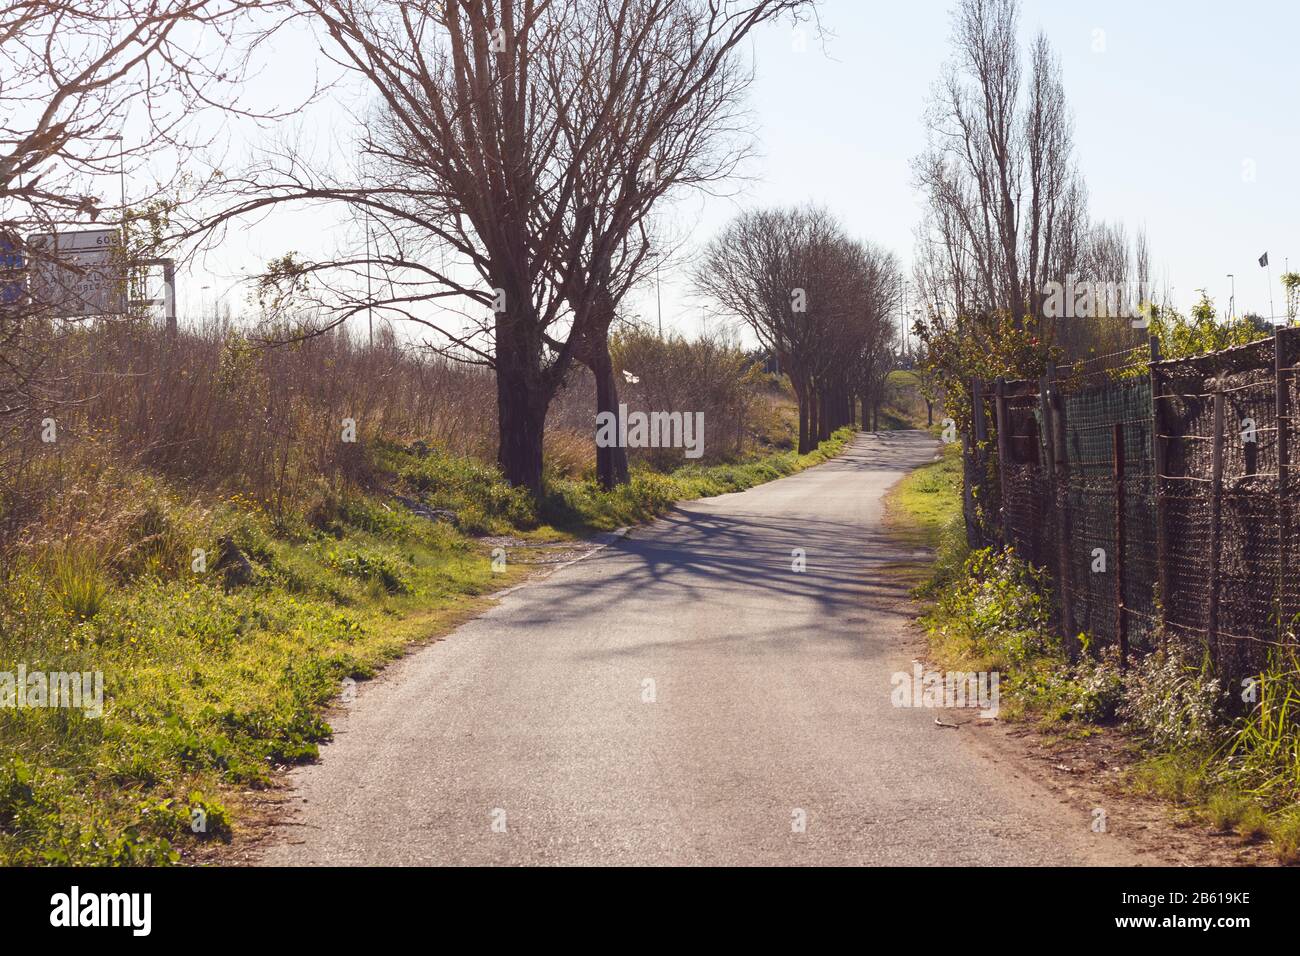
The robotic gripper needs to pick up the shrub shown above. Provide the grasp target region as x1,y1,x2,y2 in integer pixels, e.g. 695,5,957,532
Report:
1015,649,1125,725
1120,648,1223,750
924,546,1055,671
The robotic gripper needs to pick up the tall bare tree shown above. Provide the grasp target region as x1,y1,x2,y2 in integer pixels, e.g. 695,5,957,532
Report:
912,0,1083,329
549,0,810,488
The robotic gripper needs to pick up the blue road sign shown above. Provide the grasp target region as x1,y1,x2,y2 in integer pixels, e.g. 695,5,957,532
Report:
0,236,24,305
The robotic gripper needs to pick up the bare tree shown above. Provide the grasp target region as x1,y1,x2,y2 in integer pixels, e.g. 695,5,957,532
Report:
549,0,810,488
188,1,595,494
912,0,1083,329
696,204,897,452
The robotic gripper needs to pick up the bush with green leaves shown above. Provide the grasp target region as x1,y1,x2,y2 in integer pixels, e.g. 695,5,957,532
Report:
1148,293,1270,361
924,546,1055,670
1119,647,1224,750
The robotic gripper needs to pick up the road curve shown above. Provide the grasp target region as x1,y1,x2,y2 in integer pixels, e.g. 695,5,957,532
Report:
256,431,1143,866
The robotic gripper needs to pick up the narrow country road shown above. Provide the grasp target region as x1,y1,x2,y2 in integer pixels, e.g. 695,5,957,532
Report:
256,431,1142,866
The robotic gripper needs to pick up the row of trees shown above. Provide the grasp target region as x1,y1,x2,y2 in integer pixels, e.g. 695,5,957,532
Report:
6,2,913,498
696,205,900,453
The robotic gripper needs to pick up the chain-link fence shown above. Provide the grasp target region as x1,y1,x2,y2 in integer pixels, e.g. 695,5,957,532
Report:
965,328,1300,687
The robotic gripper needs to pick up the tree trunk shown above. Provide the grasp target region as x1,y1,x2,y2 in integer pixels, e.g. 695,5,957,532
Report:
793,375,811,454
808,387,820,447
571,292,630,490
589,328,629,490
496,371,547,496
495,310,549,497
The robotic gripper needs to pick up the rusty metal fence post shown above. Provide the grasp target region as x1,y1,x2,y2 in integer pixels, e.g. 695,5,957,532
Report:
1148,337,1170,640
1278,329,1294,643
1042,363,1076,655
1113,422,1128,669
1208,377,1226,667
994,377,1011,545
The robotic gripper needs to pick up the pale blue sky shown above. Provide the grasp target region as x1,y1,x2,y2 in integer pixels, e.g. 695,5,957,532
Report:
182,0,1300,339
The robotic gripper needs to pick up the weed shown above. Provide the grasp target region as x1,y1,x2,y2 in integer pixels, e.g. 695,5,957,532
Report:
48,547,109,623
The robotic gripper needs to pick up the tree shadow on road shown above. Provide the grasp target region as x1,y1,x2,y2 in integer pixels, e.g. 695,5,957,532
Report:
496,431,940,658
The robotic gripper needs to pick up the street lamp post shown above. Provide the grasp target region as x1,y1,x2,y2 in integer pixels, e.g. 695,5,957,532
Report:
100,134,125,246
656,256,663,339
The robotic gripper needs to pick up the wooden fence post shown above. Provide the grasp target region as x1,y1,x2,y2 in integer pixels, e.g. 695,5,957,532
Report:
1277,329,1293,642
1149,336,1170,639
1113,422,1128,669
994,376,1011,546
1208,377,1226,667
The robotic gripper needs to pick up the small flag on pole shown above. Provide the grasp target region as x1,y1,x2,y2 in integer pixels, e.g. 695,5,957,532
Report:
1259,252,1269,268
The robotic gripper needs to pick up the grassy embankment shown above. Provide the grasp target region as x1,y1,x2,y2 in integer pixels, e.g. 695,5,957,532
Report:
885,441,1300,863
0,428,854,865
876,370,934,431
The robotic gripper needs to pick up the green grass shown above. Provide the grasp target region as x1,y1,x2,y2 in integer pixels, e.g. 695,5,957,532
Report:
541,427,856,532
0,500,516,864
885,441,961,549
49,548,110,624
883,440,969,595
0,426,857,865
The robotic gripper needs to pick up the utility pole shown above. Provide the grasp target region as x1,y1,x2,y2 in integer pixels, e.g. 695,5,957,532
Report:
366,217,374,349
655,256,663,338
101,134,125,241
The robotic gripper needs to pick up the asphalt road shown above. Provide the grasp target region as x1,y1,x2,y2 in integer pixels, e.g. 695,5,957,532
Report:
257,431,1141,866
